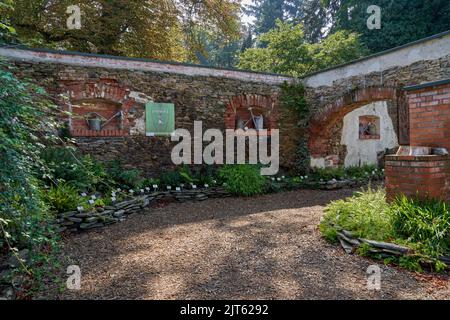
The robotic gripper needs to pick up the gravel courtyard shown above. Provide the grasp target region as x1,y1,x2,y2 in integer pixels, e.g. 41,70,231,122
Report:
55,189,449,300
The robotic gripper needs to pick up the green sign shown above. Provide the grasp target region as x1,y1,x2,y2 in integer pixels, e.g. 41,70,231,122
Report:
145,102,175,136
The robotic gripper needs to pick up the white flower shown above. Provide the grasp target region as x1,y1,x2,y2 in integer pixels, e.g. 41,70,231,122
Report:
140,189,145,193
129,189,134,193
88,200,95,205
204,184,209,188
145,187,150,191
153,185,158,189
167,186,172,190
192,185,197,189
282,176,285,179
91,195,96,200
77,206,84,212
111,197,116,202
117,188,121,192
81,193,87,197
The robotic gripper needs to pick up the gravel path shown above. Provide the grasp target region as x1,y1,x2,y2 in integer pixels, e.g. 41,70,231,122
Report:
54,189,449,300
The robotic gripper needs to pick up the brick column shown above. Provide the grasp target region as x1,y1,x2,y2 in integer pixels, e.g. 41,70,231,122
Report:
385,80,450,203
385,155,450,202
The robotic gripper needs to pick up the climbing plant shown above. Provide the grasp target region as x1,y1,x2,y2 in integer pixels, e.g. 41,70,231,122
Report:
280,81,310,174
0,60,60,274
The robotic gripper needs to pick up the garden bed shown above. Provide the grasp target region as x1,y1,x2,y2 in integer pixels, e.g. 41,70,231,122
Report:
54,187,231,233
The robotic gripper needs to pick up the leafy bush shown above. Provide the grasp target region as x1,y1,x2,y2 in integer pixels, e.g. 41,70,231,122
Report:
392,196,449,258
43,183,82,213
0,62,58,249
41,147,108,191
321,188,450,272
106,160,144,189
320,188,393,242
0,62,62,288
311,165,382,182
311,167,346,181
219,165,266,196
160,170,183,187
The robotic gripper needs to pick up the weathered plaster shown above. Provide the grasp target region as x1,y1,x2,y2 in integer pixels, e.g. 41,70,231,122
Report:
304,32,450,88
341,102,398,167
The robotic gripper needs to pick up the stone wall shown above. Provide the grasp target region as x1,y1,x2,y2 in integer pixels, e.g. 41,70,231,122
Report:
304,31,450,168
0,47,301,175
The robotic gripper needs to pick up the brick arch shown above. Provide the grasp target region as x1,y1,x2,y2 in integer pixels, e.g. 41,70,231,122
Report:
60,79,138,136
308,87,407,158
224,94,279,131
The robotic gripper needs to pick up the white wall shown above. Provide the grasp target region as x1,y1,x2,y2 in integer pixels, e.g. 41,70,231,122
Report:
304,33,450,88
341,101,398,167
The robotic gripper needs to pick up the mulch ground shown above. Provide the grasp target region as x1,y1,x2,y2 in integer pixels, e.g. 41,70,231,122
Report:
49,189,449,300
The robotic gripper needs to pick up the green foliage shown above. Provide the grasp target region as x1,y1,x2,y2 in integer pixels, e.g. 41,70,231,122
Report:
0,61,58,249
0,61,62,290
43,183,82,214
9,0,241,63
392,196,449,258
329,0,450,54
105,160,144,189
219,165,266,196
280,81,310,174
311,165,382,181
0,0,16,43
280,81,308,116
321,188,450,272
41,147,108,191
320,188,393,242
160,170,183,187
238,20,366,77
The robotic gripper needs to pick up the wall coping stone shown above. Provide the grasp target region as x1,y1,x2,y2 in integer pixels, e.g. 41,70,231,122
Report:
0,45,294,85
385,155,450,162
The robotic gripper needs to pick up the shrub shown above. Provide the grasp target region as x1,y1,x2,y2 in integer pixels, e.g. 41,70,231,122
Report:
105,160,144,189
43,183,82,213
392,196,450,257
160,170,183,187
320,188,393,242
219,165,266,196
41,147,108,191
320,188,450,272
311,165,382,182
0,62,58,249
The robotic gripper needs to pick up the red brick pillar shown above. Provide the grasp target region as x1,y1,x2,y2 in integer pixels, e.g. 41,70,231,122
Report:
385,155,450,202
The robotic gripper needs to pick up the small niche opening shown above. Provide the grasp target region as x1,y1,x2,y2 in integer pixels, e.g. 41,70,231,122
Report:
359,115,380,140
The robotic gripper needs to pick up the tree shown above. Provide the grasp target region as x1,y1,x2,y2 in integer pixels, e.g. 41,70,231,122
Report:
246,0,336,43
326,0,450,53
238,20,366,76
0,0,15,43
246,0,286,35
9,0,241,62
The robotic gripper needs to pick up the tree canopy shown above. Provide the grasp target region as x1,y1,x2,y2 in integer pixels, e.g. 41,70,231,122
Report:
7,0,241,62
327,0,450,53
238,20,366,76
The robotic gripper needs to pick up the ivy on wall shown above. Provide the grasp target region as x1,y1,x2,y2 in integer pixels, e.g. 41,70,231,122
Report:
280,81,310,174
